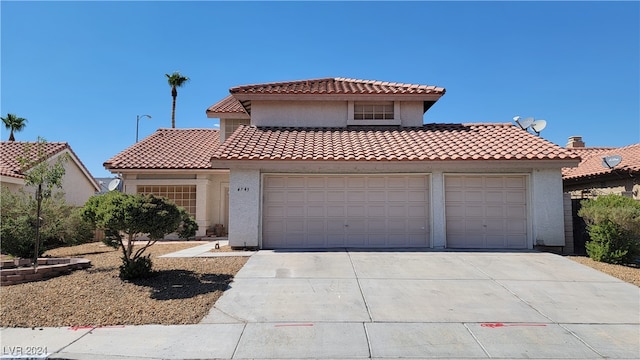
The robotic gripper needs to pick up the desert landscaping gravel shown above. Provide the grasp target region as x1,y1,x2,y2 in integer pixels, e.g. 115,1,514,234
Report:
566,255,640,287
0,242,248,328
1,242,638,328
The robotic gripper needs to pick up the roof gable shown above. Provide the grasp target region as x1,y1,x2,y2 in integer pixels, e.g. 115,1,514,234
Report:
0,141,99,190
104,128,222,170
212,123,578,162
206,95,250,119
563,143,640,180
1,141,69,178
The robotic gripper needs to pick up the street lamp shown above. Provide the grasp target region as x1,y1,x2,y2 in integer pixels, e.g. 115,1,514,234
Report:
136,114,152,143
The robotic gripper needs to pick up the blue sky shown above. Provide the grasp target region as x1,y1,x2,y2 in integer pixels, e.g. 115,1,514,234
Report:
2,1,639,178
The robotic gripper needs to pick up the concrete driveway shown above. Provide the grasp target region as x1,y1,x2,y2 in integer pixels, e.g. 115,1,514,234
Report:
3,249,638,359
201,249,639,359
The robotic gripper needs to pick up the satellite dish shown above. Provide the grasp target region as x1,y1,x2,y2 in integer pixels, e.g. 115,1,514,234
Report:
513,115,549,137
530,119,547,134
602,155,622,169
520,117,534,129
107,178,121,191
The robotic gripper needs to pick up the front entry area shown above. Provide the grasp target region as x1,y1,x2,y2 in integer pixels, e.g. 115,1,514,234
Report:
262,174,430,249
445,175,529,249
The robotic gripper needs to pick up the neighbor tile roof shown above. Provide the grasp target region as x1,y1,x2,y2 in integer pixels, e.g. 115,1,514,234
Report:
206,95,248,115
230,77,446,96
0,141,71,179
104,128,221,170
212,123,578,162
563,143,640,180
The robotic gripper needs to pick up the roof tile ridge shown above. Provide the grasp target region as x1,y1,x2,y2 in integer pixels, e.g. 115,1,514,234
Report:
230,77,335,91
156,127,218,131
460,122,512,127
613,142,640,151
335,77,434,90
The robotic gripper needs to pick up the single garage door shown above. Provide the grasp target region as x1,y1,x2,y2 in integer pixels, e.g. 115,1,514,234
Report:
262,174,430,249
445,175,528,249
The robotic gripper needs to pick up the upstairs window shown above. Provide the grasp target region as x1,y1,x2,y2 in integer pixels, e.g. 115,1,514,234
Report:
348,101,401,125
353,102,394,120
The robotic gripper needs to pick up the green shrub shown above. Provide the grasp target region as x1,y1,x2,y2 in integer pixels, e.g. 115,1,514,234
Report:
119,255,153,280
579,194,640,264
0,188,95,258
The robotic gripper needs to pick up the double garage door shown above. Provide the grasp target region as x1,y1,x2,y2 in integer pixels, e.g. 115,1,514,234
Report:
262,174,528,249
262,175,430,249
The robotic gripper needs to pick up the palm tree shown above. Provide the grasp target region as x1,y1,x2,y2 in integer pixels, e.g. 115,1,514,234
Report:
1,113,28,141
165,72,189,128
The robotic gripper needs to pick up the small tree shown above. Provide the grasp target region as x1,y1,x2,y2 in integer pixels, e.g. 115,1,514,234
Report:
579,194,640,264
82,191,198,279
17,137,68,267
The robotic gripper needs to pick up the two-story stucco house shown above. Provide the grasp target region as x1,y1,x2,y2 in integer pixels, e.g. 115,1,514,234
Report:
105,77,580,250
1,141,100,206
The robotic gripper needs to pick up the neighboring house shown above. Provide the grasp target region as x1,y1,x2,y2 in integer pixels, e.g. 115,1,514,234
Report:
106,77,580,249
561,137,640,254
563,136,640,200
0,141,100,206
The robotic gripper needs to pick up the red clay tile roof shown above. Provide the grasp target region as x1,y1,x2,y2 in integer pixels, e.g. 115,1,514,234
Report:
563,143,640,180
212,123,578,162
206,95,249,116
565,147,615,159
104,129,221,170
229,77,446,96
1,141,70,179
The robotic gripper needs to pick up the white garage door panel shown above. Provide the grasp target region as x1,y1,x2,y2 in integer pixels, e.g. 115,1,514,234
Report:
446,175,528,249
263,175,430,249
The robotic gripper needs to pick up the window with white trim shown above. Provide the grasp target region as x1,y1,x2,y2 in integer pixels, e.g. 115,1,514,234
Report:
137,185,196,217
348,101,401,125
353,102,394,120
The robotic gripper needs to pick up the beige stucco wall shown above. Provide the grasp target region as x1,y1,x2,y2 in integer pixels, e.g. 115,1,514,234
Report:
225,160,573,249
121,171,230,237
249,100,427,128
531,168,566,247
399,101,425,127
3,151,97,207
228,169,261,248
251,100,348,127
56,153,98,206
0,180,23,193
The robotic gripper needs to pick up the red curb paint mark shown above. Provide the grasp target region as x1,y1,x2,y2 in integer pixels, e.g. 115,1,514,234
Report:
68,325,126,331
274,323,314,327
481,323,548,328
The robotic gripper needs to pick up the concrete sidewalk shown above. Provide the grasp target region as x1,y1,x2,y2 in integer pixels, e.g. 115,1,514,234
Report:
1,250,639,359
159,240,255,258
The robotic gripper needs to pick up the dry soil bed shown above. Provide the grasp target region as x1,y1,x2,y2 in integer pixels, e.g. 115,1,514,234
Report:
0,242,248,328
566,255,640,287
